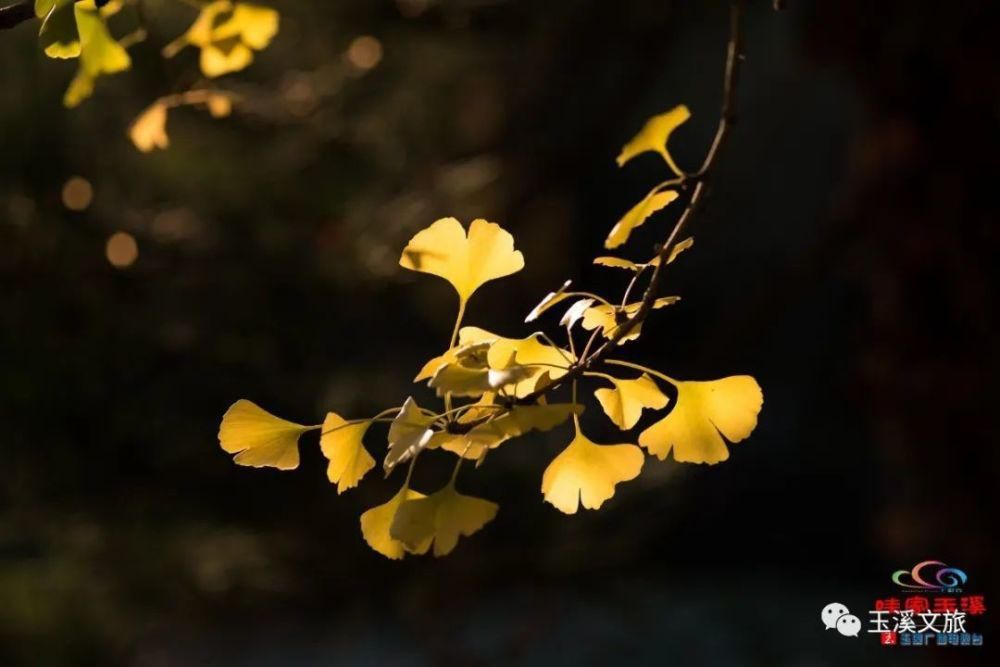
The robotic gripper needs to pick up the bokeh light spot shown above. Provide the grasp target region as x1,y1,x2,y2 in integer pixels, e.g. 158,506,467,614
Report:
346,36,383,71
106,232,139,269
62,176,93,211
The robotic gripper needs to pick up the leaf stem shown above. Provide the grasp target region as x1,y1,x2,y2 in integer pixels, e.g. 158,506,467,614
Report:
605,359,677,385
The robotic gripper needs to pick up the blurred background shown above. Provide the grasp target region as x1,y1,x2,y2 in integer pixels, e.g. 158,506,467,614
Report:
1,0,996,665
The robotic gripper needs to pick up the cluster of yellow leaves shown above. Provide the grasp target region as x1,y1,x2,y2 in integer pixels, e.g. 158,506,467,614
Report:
163,1,279,78
217,103,766,558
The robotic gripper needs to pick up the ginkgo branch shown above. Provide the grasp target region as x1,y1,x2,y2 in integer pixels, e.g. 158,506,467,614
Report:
454,0,745,431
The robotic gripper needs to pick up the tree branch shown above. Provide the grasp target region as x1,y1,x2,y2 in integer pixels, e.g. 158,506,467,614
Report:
0,1,35,31
452,0,746,433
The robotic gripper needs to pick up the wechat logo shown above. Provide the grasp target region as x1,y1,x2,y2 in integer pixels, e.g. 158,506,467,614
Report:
822,602,861,637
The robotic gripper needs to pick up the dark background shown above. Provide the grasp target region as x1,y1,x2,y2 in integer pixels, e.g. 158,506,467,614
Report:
1,0,996,665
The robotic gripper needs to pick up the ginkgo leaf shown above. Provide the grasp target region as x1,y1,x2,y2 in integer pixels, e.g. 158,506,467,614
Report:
525,279,572,322
580,297,680,343
399,218,524,304
560,298,594,329
38,0,81,59
360,487,431,559
429,361,535,398
440,326,573,398
593,256,642,271
384,397,435,473
617,104,691,176
605,187,679,249
541,428,644,514
218,399,312,470
61,1,130,107
391,484,498,557
164,1,279,78
437,402,581,460
319,413,375,493
594,238,693,272
638,376,763,464
594,373,669,430
666,237,694,264
128,102,170,153
414,335,494,383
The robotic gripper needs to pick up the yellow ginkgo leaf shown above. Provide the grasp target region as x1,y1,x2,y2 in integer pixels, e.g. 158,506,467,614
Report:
639,376,763,464
617,104,691,175
128,101,170,153
437,402,581,460
594,373,669,430
581,296,680,343
414,335,495,383
666,236,694,264
541,428,644,514
164,1,279,79
384,397,435,473
429,361,535,398
593,256,642,271
319,413,375,494
559,298,594,329
483,329,574,394
605,187,679,249
218,399,312,470
62,1,131,107
594,237,693,272
525,279,572,322
390,484,498,557
399,218,524,304
360,486,432,559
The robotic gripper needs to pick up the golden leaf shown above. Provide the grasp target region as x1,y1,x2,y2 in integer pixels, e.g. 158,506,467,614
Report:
360,487,431,559
580,297,680,343
617,105,691,175
559,298,594,329
541,428,644,514
399,218,524,305
63,1,131,107
594,373,669,430
639,376,763,464
218,399,311,470
128,102,170,153
390,485,498,557
594,237,694,272
319,413,375,493
383,397,435,473
437,402,581,460
605,187,678,249
525,279,573,322
165,1,279,79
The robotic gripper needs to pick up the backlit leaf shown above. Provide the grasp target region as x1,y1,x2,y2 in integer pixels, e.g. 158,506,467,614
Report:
594,373,669,430
384,397,435,473
218,399,311,470
639,376,763,464
525,279,572,322
165,1,279,78
541,428,644,514
128,102,170,153
605,186,678,249
390,485,498,557
360,487,431,559
319,413,375,493
437,402,581,460
617,105,691,176
580,297,680,343
399,218,524,305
